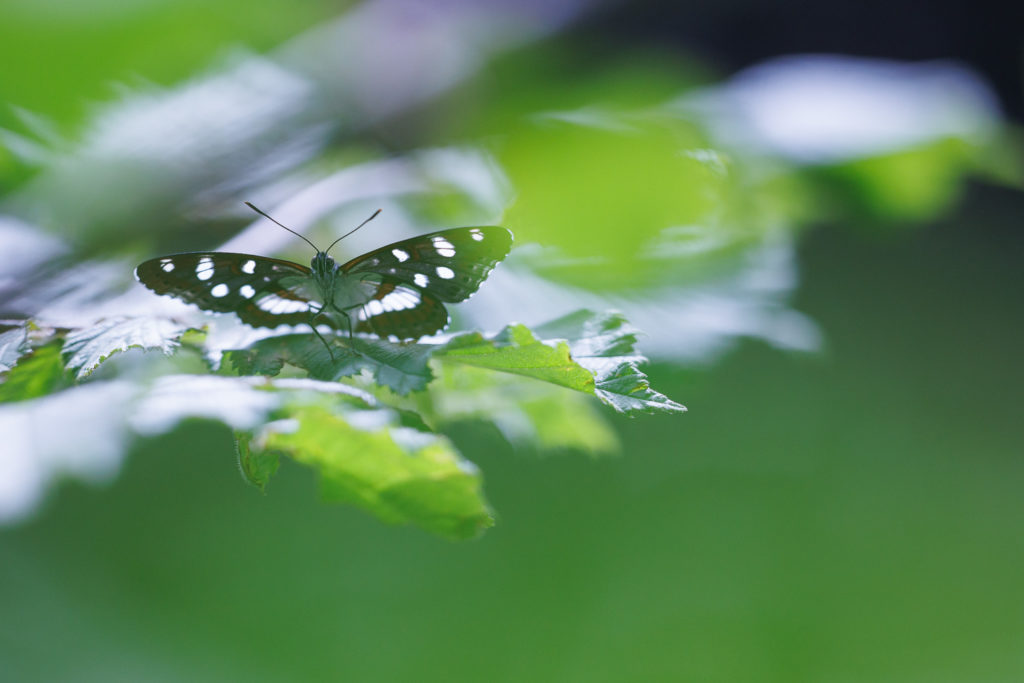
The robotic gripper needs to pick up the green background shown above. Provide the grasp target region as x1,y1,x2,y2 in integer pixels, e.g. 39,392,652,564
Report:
3,209,1022,681
2,1,1023,680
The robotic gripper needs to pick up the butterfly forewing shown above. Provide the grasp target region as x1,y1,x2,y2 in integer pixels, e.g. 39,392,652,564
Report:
135,252,320,328
342,227,512,303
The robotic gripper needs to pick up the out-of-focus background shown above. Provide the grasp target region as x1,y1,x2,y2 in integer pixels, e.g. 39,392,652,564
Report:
1,0,1022,680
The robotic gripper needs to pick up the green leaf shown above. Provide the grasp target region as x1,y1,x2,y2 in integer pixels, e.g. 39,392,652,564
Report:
254,403,493,540
0,343,70,404
591,361,685,415
236,431,279,493
533,309,642,360
62,317,187,380
518,391,620,454
427,364,620,455
440,324,595,391
534,310,687,415
227,334,436,395
224,310,685,415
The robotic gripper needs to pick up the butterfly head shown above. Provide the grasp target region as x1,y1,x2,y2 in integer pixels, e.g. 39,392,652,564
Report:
311,251,336,276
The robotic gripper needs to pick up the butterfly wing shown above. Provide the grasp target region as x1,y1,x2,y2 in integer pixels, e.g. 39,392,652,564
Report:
341,226,512,339
135,252,319,328
351,282,451,339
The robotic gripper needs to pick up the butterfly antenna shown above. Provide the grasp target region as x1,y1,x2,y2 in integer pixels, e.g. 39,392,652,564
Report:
325,209,382,255
244,201,321,253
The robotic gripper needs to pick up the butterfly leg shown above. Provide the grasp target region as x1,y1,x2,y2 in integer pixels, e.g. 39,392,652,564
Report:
307,312,336,362
329,302,364,339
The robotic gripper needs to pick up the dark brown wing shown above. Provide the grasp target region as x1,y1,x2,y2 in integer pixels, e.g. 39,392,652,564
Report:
135,252,319,329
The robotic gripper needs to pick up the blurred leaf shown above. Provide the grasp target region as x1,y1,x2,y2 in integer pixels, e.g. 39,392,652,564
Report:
0,343,69,404
0,0,343,134
812,138,978,224
428,364,620,455
62,316,187,380
257,403,493,540
498,114,728,287
129,374,281,436
0,379,136,522
0,326,29,372
236,431,278,493
518,391,620,454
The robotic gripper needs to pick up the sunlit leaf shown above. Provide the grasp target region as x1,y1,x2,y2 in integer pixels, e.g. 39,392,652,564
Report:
0,343,69,404
440,324,594,390
254,403,493,540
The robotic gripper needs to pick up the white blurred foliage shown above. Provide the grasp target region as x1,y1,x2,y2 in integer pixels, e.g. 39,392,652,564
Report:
0,381,136,523
0,217,67,293
129,375,280,436
0,375,289,523
681,54,1001,163
86,56,312,165
462,237,819,362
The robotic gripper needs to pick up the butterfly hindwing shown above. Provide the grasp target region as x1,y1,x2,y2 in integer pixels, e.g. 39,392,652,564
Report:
352,282,450,339
342,227,512,303
135,252,319,328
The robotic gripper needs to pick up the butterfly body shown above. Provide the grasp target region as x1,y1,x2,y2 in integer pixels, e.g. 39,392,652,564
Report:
136,224,513,342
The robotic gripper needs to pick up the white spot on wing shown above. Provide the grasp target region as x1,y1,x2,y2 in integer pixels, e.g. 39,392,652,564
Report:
413,273,429,287
160,259,175,272
432,236,456,257
240,284,256,299
381,289,420,312
256,295,308,314
392,248,410,262
242,260,257,274
470,229,484,241
436,266,455,279
196,257,214,281
365,300,385,316
211,283,229,298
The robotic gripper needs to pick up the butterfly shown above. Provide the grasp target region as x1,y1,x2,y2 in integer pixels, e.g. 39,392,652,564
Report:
136,202,512,355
